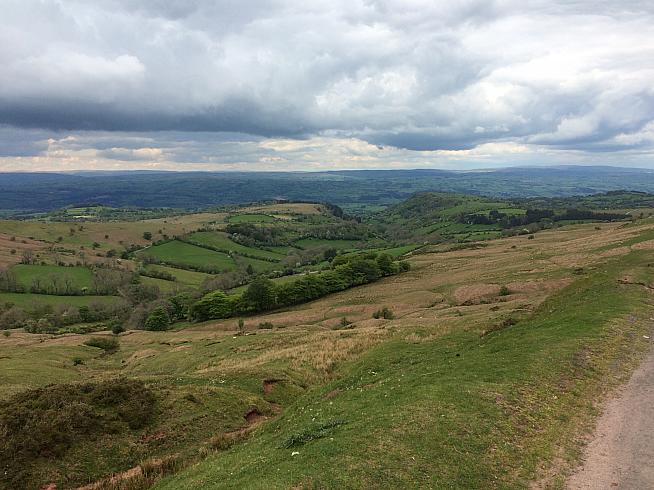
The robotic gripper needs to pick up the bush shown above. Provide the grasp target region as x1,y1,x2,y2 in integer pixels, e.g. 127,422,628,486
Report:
0,379,156,487
144,307,170,331
110,321,125,335
258,321,274,329
84,337,119,353
499,285,510,296
373,307,394,320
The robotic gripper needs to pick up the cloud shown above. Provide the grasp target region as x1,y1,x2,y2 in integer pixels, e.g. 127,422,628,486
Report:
0,0,653,170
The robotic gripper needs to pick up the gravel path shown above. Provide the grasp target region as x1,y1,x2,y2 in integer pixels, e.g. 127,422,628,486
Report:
567,343,654,489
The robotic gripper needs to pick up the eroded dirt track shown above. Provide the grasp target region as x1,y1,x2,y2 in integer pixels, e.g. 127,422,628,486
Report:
567,341,654,489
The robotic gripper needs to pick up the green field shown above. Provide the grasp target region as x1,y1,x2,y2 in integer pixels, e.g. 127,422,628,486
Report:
11,264,94,290
295,238,362,250
187,232,283,261
143,264,211,287
140,276,180,293
378,244,421,257
0,293,119,311
228,214,277,223
140,241,236,271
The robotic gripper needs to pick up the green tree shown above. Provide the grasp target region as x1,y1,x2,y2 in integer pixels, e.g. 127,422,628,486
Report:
143,231,152,240
189,290,234,321
243,277,277,311
144,307,170,331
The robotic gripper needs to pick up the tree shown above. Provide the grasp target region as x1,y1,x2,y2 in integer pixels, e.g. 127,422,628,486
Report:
143,231,152,240
167,293,193,321
189,290,234,321
376,253,395,276
323,248,338,262
243,277,277,311
144,307,170,331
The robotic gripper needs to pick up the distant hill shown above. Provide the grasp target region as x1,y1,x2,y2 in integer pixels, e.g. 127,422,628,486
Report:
2,166,654,214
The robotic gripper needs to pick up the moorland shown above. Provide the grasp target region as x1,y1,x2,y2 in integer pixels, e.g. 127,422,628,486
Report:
1,187,654,488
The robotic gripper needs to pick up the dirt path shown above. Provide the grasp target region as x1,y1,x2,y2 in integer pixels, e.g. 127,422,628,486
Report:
567,342,654,489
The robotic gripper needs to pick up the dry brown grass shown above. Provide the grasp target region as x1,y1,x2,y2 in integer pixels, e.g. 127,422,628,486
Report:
240,203,325,215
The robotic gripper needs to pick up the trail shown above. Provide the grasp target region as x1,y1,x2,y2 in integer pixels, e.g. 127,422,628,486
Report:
567,342,654,489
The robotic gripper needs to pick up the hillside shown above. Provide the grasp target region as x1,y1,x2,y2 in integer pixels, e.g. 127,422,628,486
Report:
1,192,654,488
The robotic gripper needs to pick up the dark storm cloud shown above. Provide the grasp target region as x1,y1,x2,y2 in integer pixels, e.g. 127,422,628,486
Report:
1,0,653,160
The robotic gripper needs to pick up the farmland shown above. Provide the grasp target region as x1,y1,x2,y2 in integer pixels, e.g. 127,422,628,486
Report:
139,240,236,272
1,192,654,488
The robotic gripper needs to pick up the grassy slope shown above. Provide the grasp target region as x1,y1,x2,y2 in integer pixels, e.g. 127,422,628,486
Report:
140,240,236,270
157,249,653,489
0,293,118,310
143,264,211,287
188,231,283,261
11,264,94,290
295,238,362,250
228,214,277,223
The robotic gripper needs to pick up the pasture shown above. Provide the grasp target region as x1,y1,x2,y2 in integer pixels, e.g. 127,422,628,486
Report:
139,241,236,271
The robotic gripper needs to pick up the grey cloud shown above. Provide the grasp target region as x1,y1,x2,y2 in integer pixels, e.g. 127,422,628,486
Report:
0,0,653,156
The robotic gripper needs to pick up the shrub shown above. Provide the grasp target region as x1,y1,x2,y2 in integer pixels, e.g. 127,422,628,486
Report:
0,379,156,487
110,321,125,335
373,307,394,320
72,357,84,366
258,321,274,329
499,285,510,296
144,307,170,331
84,337,119,353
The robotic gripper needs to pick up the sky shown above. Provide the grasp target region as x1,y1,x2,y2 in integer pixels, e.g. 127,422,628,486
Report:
1,0,653,172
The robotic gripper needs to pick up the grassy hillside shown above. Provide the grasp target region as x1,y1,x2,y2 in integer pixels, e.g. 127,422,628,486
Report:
139,241,236,271
2,217,654,488
11,264,94,290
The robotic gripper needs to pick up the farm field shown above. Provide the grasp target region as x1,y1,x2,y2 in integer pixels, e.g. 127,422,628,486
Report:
0,292,119,311
294,238,362,250
139,240,236,271
11,264,94,290
187,231,284,261
2,217,654,488
227,213,277,223
142,264,211,287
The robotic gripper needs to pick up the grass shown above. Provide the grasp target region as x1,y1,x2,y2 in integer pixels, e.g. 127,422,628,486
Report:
3,220,654,488
187,231,283,261
11,264,94,290
378,244,421,257
156,249,653,489
143,264,212,287
141,275,181,292
228,214,277,223
140,241,236,271
0,292,119,311
295,238,361,250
